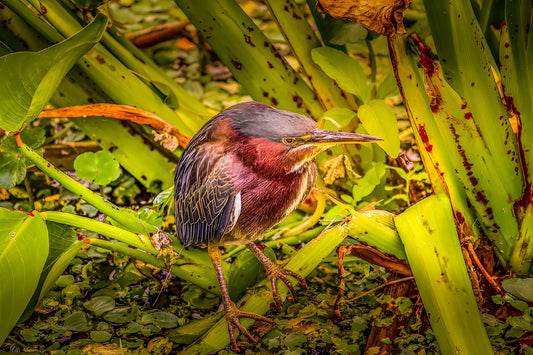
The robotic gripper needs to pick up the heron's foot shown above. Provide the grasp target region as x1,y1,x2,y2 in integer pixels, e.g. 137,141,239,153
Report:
225,301,273,352
266,264,308,312
247,243,308,312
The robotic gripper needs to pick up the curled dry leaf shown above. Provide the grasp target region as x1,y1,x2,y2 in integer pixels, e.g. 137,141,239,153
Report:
319,154,359,185
38,104,191,150
316,0,411,36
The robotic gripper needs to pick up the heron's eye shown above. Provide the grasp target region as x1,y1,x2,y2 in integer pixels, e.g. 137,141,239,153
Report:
283,137,295,145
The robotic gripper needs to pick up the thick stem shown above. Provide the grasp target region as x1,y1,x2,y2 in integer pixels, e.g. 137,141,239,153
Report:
16,133,156,236
88,238,219,293
42,211,158,254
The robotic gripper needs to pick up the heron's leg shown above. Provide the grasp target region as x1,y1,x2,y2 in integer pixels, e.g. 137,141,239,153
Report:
247,243,308,312
208,245,272,352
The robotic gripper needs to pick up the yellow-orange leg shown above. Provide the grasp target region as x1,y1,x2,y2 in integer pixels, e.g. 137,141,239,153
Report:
247,243,308,312
208,245,273,352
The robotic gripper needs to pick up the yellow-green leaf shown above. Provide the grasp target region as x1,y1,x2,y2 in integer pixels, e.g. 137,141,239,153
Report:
358,100,400,157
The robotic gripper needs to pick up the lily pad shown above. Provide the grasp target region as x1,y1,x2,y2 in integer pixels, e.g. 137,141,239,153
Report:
74,150,121,185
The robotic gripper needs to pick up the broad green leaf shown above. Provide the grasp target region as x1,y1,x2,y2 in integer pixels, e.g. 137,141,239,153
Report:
311,46,370,103
323,16,368,45
85,295,116,316
322,107,357,128
0,127,45,189
395,195,493,354
182,284,220,309
74,150,121,185
376,72,400,100
19,221,83,322
90,330,112,343
64,311,91,332
358,100,400,158
502,278,533,302
166,312,223,345
0,208,48,344
352,162,386,203
0,14,108,132
152,311,179,328
228,247,268,300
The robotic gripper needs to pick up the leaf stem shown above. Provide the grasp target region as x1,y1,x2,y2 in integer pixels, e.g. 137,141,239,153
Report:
16,133,156,236
41,211,158,254
366,38,377,99
23,176,35,211
87,238,220,295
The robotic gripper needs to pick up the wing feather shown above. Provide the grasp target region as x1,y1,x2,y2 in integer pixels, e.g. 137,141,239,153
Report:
174,148,238,246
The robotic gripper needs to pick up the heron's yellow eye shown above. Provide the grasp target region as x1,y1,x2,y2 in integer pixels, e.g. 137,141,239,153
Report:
283,137,296,145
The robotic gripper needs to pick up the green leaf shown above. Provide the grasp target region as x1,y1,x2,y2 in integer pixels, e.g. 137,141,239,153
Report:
228,247,267,300
182,285,220,309
502,278,533,302
104,306,139,324
284,331,307,350
90,330,112,343
311,46,370,103
357,100,400,158
322,108,357,128
19,221,83,322
0,14,108,132
74,150,121,185
352,162,386,204
395,195,493,354
323,16,368,45
152,311,179,329
376,72,400,100
153,186,173,207
166,313,223,345
64,311,91,332
0,209,48,344
0,127,46,189
85,296,116,316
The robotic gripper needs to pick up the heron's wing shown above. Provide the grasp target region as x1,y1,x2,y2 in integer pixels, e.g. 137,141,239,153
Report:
174,148,239,246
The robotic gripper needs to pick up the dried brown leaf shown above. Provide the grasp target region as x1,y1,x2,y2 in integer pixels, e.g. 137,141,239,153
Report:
316,0,411,36
38,104,190,150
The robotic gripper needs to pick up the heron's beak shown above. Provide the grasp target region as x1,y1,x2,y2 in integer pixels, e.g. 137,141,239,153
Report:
306,128,383,147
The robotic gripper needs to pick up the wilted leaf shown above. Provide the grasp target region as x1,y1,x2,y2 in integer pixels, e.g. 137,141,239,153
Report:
319,155,358,185
74,150,121,185
316,0,411,36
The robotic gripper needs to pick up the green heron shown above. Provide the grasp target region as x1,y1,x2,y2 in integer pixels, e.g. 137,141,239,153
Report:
174,102,381,351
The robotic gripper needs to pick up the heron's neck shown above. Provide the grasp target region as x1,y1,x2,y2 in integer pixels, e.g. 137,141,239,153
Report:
234,136,314,177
